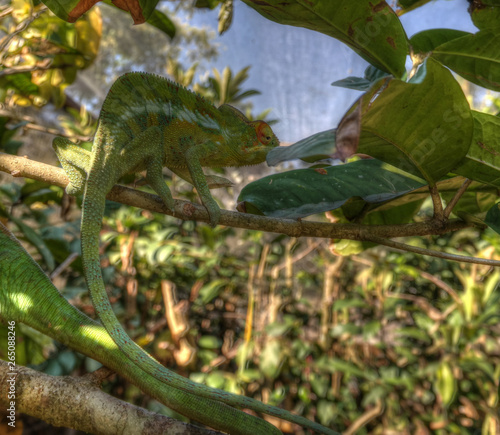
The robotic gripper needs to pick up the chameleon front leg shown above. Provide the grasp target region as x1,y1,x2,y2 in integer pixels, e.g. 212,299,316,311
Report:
184,144,222,227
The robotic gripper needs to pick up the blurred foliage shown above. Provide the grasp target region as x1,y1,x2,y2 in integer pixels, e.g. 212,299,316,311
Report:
3,173,500,433
0,1,102,107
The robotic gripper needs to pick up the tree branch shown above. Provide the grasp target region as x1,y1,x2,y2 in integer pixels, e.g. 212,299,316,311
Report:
0,360,222,435
0,152,496,266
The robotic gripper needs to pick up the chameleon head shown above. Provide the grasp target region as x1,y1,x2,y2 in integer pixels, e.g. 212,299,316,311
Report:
242,120,280,165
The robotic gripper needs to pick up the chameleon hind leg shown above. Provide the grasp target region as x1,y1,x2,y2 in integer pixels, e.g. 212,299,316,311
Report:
52,137,90,196
119,126,175,211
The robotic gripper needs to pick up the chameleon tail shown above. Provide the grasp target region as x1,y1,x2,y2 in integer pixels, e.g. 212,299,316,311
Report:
81,180,338,435
80,183,284,435
0,223,274,434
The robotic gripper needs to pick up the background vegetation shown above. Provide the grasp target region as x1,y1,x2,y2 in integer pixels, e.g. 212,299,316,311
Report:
1,1,500,434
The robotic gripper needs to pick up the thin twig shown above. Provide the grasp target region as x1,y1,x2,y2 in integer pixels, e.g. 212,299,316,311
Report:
429,184,444,221
418,269,462,304
0,59,54,77
0,6,13,19
344,400,384,435
49,252,79,281
365,235,500,267
443,178,473,218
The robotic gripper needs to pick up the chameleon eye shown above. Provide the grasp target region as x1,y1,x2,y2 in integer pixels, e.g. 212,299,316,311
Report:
255,121,274,145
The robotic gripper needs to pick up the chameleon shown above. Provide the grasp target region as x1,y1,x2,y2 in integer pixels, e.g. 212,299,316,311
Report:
52,73,337,435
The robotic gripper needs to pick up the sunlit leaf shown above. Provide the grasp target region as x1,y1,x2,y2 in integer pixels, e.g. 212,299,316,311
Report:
435,361,457,406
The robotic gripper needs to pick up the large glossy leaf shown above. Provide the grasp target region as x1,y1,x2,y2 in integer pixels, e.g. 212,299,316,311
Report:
237,159,426,219
354,58,473,184
431,28,500,91
240,0,408,77
453,111,500,187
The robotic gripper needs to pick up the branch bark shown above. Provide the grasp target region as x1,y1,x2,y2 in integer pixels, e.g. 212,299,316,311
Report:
0,360,222,435
1,152,496,267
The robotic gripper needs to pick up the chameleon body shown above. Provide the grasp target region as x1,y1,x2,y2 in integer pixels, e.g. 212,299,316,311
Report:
52,73,336,434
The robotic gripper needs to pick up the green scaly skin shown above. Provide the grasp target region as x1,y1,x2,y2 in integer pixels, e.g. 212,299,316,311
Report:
52,72,337,435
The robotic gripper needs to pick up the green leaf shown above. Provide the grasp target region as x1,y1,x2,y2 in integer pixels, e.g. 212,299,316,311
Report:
146,9,176,38
259,340,283,379
332,65,392,91
431,28,500,91
5,73,39,96
195,279,227,305
240,0,408,77
357,199,424,225
195,0,222,8
5,216,56,271
267,129,336,166
485,202,500,234
435,361,457,406
409,29,471,54
331,76,373,91
198,335,222,350
469,0,500,30
453,111,500,187
316,356,376,380
205,371,226,389
355,58,473,184
332,299,368,310
372,176,492,213
317,400,337,426
238,159,426,219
